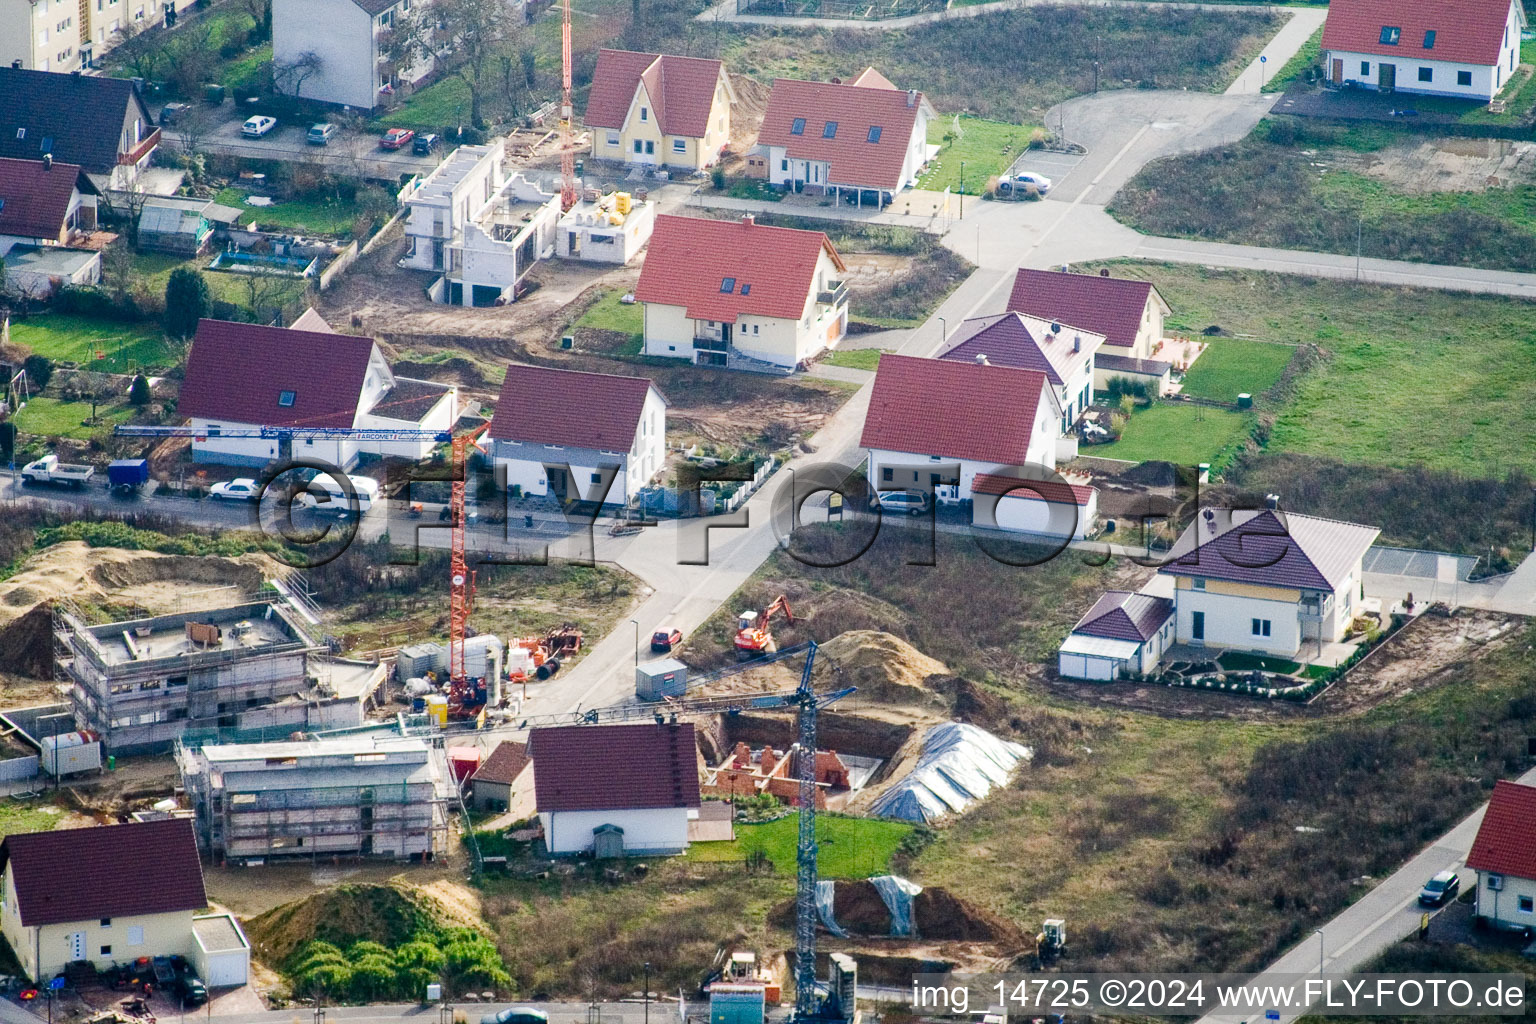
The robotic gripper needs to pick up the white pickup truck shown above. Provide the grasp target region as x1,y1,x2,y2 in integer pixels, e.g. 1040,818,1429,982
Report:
21,454,96,488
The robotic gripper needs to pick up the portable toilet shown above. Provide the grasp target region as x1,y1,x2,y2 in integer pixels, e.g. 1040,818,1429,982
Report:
636,658,687,701
425,694,449,727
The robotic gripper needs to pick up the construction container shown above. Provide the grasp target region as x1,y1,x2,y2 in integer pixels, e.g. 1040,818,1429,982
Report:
636,658,688,701
424,694,449,727
710,984,767,1024
397,642,446,681
447,746,480,782
40,731,102,776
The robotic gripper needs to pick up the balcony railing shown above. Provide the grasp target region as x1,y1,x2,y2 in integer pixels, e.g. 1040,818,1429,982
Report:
1299,593,1334,620
817,281,849,306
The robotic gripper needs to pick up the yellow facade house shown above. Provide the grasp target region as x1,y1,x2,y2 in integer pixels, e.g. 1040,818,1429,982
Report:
0,819,208,982
584,49,735,172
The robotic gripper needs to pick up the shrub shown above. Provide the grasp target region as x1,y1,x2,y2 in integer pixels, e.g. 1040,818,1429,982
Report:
129,374,151,407
22,354,53,391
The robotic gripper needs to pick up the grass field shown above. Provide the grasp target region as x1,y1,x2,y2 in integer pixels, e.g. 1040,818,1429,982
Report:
1111,119,1536,274
1084,260,1536,474
685,813,914,877
1178,338,1295,401
7,316,175,373
131,252,309,313
379,78,473,131
0,800,64,838
1095,403,1252,467
821,348,885,371
15,397,137,440
213,188,360,237
918,117,1040,194
576,290,643,337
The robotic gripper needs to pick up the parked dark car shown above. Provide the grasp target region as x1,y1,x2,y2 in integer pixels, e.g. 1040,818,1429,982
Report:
173,974,208,1007
159,102,189,126
413,132,441,155
1419,870,1460,906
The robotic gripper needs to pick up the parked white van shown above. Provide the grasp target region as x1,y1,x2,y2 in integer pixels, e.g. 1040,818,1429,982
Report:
295,474,381,514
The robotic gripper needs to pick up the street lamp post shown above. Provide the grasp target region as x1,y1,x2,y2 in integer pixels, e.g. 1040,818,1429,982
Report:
1315,928,1325,975
938,316,946,349
959,160,966,217
630,619,640,672
644,962,651,1024
1356,215,1364,282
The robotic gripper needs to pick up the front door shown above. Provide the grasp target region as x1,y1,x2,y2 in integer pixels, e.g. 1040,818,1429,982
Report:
721,323,733,346
1331,58,1343,84
1190,611,1205,643
68,931,86,962
1379,63,1396,91
548,467,567,499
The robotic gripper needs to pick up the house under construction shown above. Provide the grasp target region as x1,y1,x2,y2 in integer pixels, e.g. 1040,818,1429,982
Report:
177,735,454,862
60,602,388,754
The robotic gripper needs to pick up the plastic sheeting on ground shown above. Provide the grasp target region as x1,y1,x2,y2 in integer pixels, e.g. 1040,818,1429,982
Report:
870,874,923,936
816,879,847,937
868,721,1032,823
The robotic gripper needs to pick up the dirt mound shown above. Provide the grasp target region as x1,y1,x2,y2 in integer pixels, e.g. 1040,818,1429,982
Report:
777,880,1025,946
1115,460,1180,487
0,603,57,679
91,555,265,592
393,356,491,389
246,882,487,967
820,631,950,705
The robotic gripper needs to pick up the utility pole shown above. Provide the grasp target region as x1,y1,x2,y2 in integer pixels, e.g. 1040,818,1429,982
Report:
1355,215,1363,282
643,962,651,1024
1093,60,1101,93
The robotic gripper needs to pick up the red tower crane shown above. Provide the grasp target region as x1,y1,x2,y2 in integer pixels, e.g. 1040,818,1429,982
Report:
558,0,577,210
447,422,490,684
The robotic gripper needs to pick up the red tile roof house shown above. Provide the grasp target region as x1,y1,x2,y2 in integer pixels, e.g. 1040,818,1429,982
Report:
0,156,100,250
861,354,1086,523
469,740,535,819
584,49,736,172
1158,506,1380,660
1007,269,1175,394
635,214,849,372
1057,590,1175,680
177,319,457,470
530,722,702,855
751,67,937,206
0,819,208,982
1321,0,1525,103
937,311,1105,446
488,363,667,508
1467,779,1536,933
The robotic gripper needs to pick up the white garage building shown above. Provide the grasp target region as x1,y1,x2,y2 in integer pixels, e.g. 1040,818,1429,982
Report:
191,914,251,988
972,473,1098,540
1058,591,1174,681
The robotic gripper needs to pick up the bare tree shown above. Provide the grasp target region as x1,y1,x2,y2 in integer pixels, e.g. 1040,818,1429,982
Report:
160,22,221,97
109,19,169,82
272,50,325,98
102,181,154,249
237,0,274,42
395,0,526,128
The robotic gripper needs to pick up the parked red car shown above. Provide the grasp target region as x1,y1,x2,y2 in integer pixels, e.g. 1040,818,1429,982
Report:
380,127,416,150
651,627,682,653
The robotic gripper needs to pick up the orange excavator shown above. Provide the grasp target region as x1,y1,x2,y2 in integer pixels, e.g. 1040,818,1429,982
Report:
734,595,794,659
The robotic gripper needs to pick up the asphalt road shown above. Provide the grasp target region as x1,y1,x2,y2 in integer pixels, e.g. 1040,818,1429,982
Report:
1195,764,1536,1024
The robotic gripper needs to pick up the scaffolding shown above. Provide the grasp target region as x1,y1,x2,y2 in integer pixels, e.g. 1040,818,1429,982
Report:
177,736,456,863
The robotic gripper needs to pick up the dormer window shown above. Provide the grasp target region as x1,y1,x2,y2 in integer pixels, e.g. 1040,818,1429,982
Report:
790,117,805,135
822,121,838,138
1379,25,1400,44
1423,29,1435,48
278,390,296,407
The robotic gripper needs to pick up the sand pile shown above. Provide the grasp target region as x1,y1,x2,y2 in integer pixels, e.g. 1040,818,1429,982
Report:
780,880,1026,946
819,631,950,705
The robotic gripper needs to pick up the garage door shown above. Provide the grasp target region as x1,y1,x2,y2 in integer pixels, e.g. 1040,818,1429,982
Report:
1058,653,1115,681
203,949,248,988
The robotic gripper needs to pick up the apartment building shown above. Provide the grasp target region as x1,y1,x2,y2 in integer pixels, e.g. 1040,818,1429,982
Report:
0,0,199,73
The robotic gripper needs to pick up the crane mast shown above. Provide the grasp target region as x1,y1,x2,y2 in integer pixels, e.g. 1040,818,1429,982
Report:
559,0,576,209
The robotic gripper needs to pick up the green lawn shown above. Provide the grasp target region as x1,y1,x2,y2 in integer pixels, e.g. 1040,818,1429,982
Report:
213,188,360,237
685,812,914,878
1094,402,1252,468
1260,25,1320,93
821,348,886,371
576,290,643,337
918,116,1040,194
15,397,137,441
1084,260,1536,474
380,78,474,131
7,315,175,373
1217,651,1303,675
0,801,64,839
1178,338,1295,402
132,252,308,312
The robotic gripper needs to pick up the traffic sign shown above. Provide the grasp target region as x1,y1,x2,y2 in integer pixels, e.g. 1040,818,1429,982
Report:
1265,1011,1279,1021
1260,55,1268,63
49,977,64,990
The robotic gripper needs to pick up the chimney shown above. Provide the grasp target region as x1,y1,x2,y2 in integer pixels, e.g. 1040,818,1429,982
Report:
1265,493,1280,510
973,353,989,366
1072,334,1081,353
1050,321,1062,334
741,213,754,227
830,76,841,85
11,60,21,70
907,88,917,107
42,153,52,171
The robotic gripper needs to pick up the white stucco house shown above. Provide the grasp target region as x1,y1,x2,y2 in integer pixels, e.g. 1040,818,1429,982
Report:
634,214,848,371
1007,268,1175,395
860,353,1066,506
937,311,1103,440
488,363,667,507
750,67,935,206
271,0,434,110
532,722,701,856
0,819,207,982
177,317,457,470
399,144,561,306
1468,780,1536,934
1057,590,1175,681
1158,507,1380,659
1320,0,1525,102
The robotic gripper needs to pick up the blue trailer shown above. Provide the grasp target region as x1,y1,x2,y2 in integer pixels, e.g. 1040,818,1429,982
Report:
108,459,150,497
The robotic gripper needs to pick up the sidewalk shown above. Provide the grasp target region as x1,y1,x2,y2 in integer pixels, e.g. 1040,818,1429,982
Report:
1225,8,1327,96
695,0,1278,31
